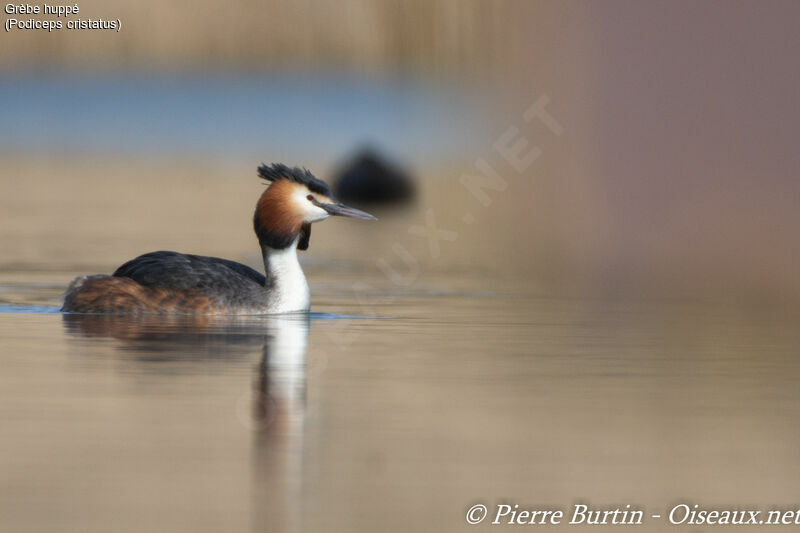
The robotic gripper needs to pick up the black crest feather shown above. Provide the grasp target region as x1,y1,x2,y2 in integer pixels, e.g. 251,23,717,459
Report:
257,163,333,198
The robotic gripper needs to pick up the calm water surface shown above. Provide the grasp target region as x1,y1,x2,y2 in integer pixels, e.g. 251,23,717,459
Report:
1,270,800,533
3,72,799,532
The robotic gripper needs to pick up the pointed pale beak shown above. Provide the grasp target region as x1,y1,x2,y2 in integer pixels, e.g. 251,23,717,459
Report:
318,201,377,221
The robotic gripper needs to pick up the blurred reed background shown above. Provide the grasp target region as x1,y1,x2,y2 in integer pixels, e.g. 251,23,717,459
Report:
1,0,799,302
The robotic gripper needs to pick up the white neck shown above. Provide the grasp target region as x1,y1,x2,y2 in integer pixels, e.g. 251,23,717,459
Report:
262,238,310,313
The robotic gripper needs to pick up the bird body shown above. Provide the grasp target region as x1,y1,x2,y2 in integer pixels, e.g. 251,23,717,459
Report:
61,164,375,315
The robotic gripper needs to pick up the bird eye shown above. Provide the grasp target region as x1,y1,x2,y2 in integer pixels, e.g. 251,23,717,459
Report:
306,194,315,202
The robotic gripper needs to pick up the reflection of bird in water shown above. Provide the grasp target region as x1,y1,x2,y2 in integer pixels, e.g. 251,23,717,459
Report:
62,312,308,434
61,164,375,315
63,301,311,529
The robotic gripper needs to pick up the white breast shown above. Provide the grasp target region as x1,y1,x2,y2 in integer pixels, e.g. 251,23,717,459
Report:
263,239,310,313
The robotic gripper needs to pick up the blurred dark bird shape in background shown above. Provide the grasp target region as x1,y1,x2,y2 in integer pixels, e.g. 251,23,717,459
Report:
333,148,416,207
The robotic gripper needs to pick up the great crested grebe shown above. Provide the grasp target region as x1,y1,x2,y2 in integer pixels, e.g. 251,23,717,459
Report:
61,164,376,315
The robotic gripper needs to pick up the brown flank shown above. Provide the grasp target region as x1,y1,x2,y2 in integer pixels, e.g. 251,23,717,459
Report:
62,275,221,314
